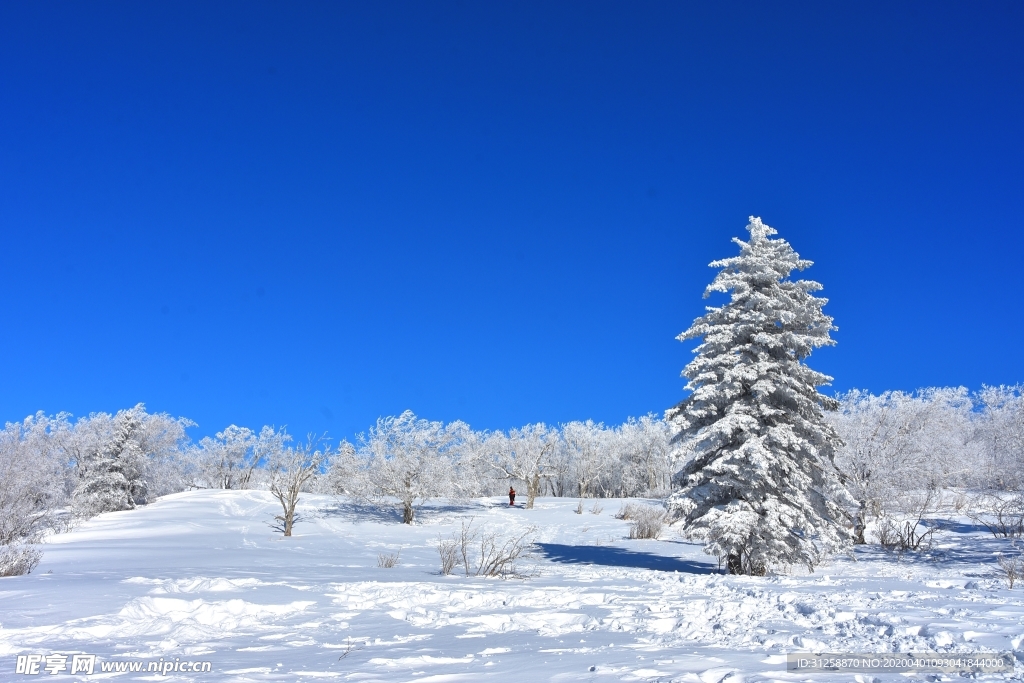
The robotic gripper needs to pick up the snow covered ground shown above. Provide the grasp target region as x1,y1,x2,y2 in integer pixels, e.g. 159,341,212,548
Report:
1,490,1022,681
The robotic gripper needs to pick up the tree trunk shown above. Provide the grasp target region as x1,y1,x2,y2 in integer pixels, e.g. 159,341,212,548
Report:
402,501,414,524
853,500,867,544
526,472,541,509
727,553,743,575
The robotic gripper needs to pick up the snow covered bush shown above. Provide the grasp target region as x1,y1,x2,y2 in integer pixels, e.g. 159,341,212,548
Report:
0,543,42,577
997,549,1023,588
626,505,667,540
0,415,63,576
376,551,400,568
437,534,460,575
666,217,851,575
614,502,643,520
616,502,667,537
873,489,941,554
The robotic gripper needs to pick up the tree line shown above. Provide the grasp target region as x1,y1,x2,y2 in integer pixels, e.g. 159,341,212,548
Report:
1,387,1019,543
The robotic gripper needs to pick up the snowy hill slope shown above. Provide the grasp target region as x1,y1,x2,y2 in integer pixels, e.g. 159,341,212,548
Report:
1,490,1022,681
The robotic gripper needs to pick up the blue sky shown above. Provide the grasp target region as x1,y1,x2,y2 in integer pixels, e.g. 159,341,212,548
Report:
1,2,1021,441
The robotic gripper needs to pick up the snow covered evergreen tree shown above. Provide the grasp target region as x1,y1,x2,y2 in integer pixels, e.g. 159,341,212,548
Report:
666,217,851,575
72,405,149,516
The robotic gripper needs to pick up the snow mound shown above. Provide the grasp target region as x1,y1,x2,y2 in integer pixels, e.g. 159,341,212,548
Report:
123,576,266,593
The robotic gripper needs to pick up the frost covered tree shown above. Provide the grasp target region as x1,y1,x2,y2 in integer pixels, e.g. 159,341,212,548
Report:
563,420,617,498
54,405,193,516
830,388,975,543
976,385,1024,490
133,411,195,497
362,411,473,523
319,439,360,495
193,425,258,489
267,435,332,536
486,424,559,509
614,415,674,497
71,405,150,516
666,217,851,575
190,425,287,490
0,414,66,546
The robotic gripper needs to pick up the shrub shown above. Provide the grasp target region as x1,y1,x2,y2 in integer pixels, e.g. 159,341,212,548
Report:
627,505,667,540
376,551,400,568
615,502,642,520
873,490,940,554
997,552,1022,588
967,494,1024,538
437,535,459,575
0,543,43,577
436,519,535,578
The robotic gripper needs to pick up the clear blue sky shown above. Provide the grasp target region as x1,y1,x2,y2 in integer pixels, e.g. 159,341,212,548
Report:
1,2,1021,441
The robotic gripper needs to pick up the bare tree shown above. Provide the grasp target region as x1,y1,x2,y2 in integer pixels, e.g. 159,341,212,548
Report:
268,435,331,537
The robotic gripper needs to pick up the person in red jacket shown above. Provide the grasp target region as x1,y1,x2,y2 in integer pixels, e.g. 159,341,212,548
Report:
508,486,516,506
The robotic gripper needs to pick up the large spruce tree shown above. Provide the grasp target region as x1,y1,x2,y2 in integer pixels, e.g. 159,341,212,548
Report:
667,217,851,575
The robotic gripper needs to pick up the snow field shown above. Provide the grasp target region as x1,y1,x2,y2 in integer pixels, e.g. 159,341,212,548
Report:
1,489,1022,681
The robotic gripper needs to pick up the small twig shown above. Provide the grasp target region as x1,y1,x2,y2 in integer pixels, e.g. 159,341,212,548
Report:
337,637,364,660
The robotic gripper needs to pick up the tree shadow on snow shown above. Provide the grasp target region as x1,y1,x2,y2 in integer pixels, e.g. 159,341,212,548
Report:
314,500,485,525
315,502,404,524
849,518,1010,571
536,543,718,574
933,520,992,535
